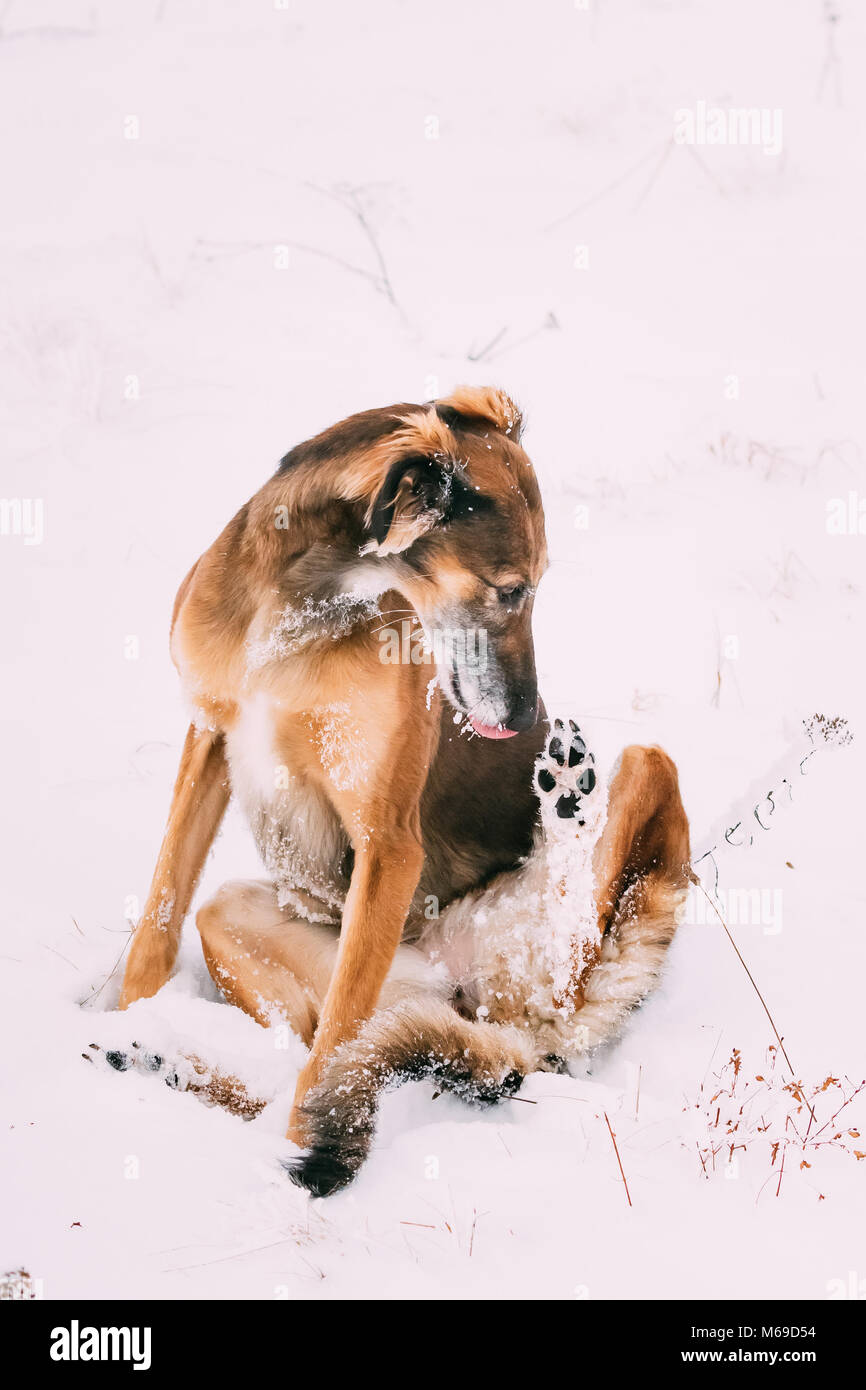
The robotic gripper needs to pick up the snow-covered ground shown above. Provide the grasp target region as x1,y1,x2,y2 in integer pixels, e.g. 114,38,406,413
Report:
2,0,864,1300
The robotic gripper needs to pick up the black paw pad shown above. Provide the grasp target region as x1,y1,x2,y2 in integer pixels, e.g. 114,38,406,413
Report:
548,736,565,766
469,1070,524,1106
568,736,586,767
555,791,579,819
542,1053,569,1074
577,766,596,794
537,767,556,793
105,1050,132,1072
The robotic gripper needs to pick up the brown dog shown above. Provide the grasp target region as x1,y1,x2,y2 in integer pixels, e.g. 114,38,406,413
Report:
118,387,689,1190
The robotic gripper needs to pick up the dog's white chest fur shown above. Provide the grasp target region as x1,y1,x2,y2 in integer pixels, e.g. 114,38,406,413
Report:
225,692,280,807
225,693,348,921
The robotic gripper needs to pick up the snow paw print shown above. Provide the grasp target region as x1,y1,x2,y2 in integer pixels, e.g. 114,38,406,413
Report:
536,718,597,825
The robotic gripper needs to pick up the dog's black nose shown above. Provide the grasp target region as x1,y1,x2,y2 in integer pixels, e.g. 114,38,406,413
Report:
504,689,538,733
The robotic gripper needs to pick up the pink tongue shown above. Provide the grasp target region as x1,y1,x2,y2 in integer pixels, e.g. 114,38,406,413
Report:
468,718,518,740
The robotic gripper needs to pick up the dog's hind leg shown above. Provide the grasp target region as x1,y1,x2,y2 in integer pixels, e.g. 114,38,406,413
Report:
593,742,691,935
196,878,447,1037
582,741,690,1049
94,878,447,1128
91,880,340,1118
89,881,340,1118
194,879,341,1045
534,724,691,1050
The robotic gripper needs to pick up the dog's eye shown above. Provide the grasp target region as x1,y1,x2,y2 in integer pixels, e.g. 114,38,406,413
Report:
497,584,527,606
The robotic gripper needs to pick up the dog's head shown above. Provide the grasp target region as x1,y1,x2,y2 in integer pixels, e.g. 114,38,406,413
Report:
356,387,548,737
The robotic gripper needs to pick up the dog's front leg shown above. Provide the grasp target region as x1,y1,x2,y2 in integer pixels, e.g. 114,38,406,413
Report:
119,722,230,1008
287,826,424,1145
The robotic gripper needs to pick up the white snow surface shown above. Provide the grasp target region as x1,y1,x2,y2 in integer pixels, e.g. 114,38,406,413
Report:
1,0,864,1300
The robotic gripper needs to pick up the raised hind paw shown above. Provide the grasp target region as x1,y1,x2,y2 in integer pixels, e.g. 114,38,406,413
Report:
536,718,598,825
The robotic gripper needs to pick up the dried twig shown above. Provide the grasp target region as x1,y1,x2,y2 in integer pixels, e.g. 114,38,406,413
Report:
694,1045,864,1201
775,1144,786,1198
633,138,675,211
545,140,670,230
467,326,508,362
604,1112,632,1207
79,934,132,1006
42,944,78,971
689,875,809,1112
468,1208,479,1257
305,182,400,310
195,235,386,298
481,312,560,364
683,143,729,199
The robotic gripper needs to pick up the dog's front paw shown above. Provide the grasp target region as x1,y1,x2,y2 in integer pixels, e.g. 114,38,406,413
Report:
536,719,597,824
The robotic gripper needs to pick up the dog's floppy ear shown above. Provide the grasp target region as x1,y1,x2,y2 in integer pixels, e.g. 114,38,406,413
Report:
364,454,452,557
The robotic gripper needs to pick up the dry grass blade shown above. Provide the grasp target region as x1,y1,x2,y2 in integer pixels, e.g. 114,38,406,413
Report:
604,1112,632,1208
689,872,817,1133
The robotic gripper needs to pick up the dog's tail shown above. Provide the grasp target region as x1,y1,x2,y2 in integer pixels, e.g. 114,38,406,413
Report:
284,1000,536,1197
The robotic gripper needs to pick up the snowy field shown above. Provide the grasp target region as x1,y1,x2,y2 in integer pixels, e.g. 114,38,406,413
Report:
2,0,865,1300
